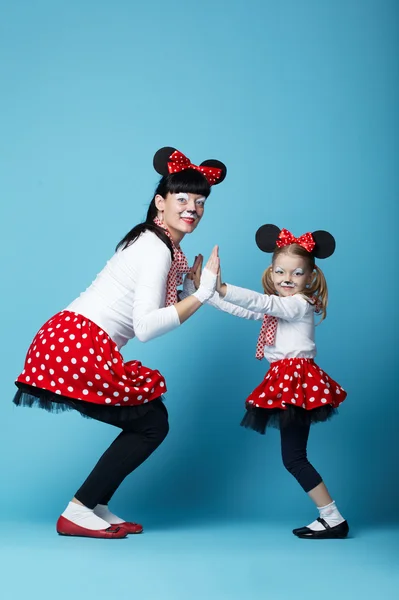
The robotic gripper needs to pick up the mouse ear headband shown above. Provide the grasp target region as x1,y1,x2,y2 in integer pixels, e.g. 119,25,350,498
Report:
153,146,227,186
255,224,336,259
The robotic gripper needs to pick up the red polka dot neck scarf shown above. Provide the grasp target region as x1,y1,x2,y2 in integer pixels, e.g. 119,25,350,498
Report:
153,217,190,306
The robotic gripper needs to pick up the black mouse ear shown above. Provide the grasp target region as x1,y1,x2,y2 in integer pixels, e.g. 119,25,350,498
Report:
199,159,227,185
153,147,177,176
255,224,281,253
312,230,336,259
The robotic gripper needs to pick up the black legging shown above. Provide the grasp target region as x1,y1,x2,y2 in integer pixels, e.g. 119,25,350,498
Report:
74,399,169,508
280,421,322,493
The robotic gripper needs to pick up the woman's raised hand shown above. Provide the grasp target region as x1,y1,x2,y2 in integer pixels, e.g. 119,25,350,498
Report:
204,245,220,275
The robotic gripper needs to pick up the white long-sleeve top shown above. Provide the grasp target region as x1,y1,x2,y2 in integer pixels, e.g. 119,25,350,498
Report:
207,284,317,362
66,231,181,348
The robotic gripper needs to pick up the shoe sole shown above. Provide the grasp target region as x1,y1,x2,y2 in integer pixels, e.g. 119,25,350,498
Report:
57,531,127,539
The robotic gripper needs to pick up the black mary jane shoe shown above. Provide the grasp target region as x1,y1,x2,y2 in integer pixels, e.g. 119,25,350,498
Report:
293,517,349,539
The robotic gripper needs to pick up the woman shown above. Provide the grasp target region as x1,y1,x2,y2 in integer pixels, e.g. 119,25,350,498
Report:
13,146,227,538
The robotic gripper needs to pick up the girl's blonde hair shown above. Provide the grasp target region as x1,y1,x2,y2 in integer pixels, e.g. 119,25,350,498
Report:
261,244,328,321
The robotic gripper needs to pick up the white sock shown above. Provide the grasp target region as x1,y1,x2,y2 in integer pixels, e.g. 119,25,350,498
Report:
62,501,111,531
94,504,125,525
306,501,345,532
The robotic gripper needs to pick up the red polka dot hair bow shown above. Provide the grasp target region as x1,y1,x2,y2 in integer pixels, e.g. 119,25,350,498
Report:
154,217,190,306
153,147,227,186
276,228,316,253
167,150,222,185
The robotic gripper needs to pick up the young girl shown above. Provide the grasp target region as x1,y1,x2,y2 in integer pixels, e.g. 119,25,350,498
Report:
199,224,349,539
13,146,225,539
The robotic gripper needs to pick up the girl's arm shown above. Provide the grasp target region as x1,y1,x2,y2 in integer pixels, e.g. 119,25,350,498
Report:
182,276,263,321
218,283,309,321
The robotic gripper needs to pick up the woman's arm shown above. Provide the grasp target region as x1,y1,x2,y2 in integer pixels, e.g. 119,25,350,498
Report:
132,237,218,342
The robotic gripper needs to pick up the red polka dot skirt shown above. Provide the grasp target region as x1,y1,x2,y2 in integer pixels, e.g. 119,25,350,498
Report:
246,358,346,412
16,311,166,407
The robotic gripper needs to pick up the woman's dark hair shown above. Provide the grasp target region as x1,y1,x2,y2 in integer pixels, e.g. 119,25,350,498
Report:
116,169,212,256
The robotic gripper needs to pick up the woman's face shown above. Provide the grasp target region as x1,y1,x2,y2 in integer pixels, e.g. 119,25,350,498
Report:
155,192,206,243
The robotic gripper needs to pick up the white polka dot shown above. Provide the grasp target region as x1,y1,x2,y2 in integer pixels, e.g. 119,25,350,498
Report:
76,324,81,329
321,398,327,403
32,367,37,373
82,333,88,339
58,378,64,384
124,387,130,393
113,392,119,397
302,383,307,388
137,395,143,401
82,389,89,395
312,385,318,391
89,349,95,355
96,355,102,361
123,396,129,401
28,358,32,364
324,389,330,394
103,383,109,388
97,391,103,396
63,346,69,353
279,383,284,388
113,358,118,364
294,372,299,377
49,369,54,375
277,393,282,398
73,374,79,380
55,390,61,395
42,339,47,345
309,397,315,402
45,354,50,360
71,358,77,364
267,400,273,405
76,342,82,349
105,398,111,404
26,376,30,382
284,374,289,380
68,386,74,392
35,352,40,358
40,364,46,370
336,389,341,394
65,317,70,321
50,333,55,338
283,387,289,392
259,392,265,398
291,398,296,403
56,357,62,363
59,337,64,343
95,374,101,380
87,381,93,386
269,386,274,392
122,375,127,380
104,364,109,370
69,334,75,340
145,378,152,383
98,330,104,335
50,345,55,351
50,381,56,387
82,356,88,363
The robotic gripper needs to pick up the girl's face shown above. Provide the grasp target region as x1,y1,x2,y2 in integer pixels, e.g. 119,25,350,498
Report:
270,252,313,297
155,192,206,243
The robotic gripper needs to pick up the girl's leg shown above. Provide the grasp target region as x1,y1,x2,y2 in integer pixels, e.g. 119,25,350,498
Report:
280,420,348,537
61,401,168,531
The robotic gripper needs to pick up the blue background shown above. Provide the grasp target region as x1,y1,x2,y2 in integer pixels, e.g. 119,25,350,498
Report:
1,1,398,598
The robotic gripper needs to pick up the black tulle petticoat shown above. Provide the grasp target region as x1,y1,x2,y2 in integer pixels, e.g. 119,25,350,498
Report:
13,382,164,425
240,403,338,435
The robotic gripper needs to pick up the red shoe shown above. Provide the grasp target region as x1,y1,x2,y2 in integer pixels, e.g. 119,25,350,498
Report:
56,516,127,539
119,521,144,534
